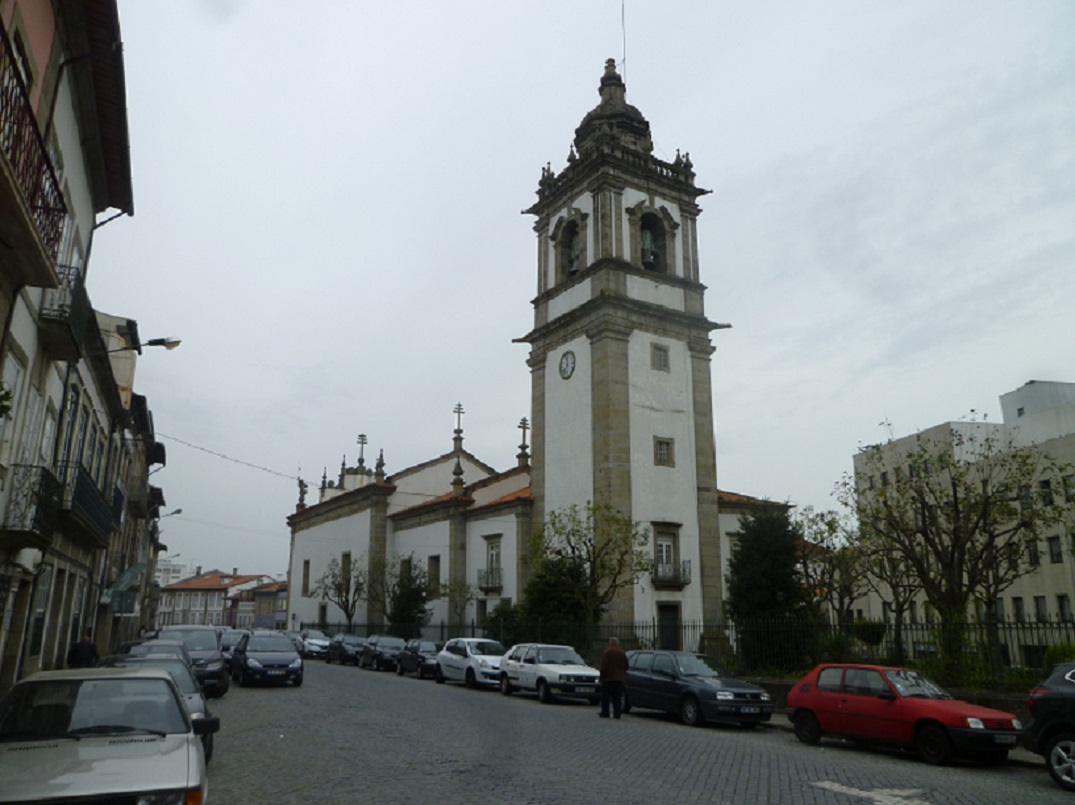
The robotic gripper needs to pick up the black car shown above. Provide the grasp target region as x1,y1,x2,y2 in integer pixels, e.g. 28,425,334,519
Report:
118,639,194,668
623,650,774,727
158,625,230,699
326,634,366,665
396,640,441,678
358,635,406,671
1025,661,1075,791
219,629,251,672
231,631,304,687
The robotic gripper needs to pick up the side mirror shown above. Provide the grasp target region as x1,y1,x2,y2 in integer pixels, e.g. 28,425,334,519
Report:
193,716,220,735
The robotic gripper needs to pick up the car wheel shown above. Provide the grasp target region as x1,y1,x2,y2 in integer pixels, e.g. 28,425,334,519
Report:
680,694,703,726
500,675,513,696
793,711,822,745
537,679,553,704
293,676,303,688
916,724,954,766
1046,733,1075,792
434,665,445,684
202,732,214,764
465,667,477,688
621,690,632,714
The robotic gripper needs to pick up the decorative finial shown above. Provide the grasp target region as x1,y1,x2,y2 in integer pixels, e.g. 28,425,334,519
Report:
374,449,385,482
320,467,327,490
338,455,346,487
356,433,367,468
517,417,531,469
297,477,308,511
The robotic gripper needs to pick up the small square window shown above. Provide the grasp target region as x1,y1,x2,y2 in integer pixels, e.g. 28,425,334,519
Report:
653,437,675,467
651,344,670,372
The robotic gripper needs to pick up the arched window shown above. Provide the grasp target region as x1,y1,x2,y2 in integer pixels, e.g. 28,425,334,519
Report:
640,213,665,273
562,221,581,276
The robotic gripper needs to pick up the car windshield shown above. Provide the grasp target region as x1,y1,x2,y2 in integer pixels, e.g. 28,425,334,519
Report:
536,647,585,665
247,636,296,652
220,633,247,648
0,678,189,741
417,642,438,652
883,669,952,699
305,630,328,640
378,638,405,650
99,658,200,695
471,641,505,656
676,654,721,678
160,630,218,651
128,643,184,659
343,636,364,645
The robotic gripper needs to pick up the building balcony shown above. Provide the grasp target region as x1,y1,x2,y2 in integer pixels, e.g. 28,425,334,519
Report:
56,462,114,551
477,566,502,594
38,263,92,362
651,560,691,590
0,464,62,552
0,25,66,288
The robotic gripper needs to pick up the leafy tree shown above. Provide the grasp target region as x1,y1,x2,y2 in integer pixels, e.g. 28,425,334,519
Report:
310,557,366,631
366,554,435,638
484,600,523,646
526,503,652,625
843,421,1073,683
860,538,921,665
726,505,819,672
726,505,809,620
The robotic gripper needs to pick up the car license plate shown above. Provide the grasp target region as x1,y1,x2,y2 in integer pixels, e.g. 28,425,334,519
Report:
575,686,595,694
268,670,285,676
994,734,1016,744
740,706,760,714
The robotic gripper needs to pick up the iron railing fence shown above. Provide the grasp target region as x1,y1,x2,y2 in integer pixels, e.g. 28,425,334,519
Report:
300,615,1075,686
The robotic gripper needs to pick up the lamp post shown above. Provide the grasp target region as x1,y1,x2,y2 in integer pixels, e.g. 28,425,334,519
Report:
106,337,181,355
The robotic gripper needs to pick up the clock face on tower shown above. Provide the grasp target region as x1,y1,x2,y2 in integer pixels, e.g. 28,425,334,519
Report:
558,350,576,379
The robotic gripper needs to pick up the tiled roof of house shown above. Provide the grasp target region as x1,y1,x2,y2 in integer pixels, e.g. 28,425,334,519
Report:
163,572,267,591
717,489,792,509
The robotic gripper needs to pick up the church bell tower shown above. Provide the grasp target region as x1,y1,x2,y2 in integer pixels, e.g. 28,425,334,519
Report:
519,60,727,627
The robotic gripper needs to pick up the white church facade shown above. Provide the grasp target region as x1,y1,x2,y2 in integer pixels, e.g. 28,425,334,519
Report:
287,61,734,640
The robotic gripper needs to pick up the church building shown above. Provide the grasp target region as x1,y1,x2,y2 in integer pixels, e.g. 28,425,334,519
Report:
287,61,730,639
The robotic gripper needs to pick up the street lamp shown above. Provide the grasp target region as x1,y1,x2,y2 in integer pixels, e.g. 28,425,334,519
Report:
160,508,182,518
106,337,182,355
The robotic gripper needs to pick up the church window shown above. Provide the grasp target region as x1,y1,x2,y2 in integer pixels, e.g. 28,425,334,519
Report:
640,213,666,273
562,221,581,275
651,343,670,372
302,560,310,596
653,437,675,467
428,555,441,586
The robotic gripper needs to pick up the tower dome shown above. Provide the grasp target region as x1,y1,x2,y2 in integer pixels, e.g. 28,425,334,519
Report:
573,59,653,156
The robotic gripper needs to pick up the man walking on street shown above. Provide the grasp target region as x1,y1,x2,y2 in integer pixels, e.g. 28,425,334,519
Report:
598,636,628,719
66,632,98,669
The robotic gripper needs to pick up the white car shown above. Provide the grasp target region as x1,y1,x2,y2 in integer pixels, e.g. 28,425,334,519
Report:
300,628,330,658
0,666,219,804
499,643,601,704
434,637,506,687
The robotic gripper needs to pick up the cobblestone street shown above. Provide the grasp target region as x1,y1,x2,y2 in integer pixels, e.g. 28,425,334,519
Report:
204,661,1065,804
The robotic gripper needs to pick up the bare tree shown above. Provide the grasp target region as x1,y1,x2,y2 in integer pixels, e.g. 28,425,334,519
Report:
795,507,869,634
440,578,478,626
310,557,366,631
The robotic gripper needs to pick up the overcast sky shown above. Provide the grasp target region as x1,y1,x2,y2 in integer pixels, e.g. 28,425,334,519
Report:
87,1,1075,578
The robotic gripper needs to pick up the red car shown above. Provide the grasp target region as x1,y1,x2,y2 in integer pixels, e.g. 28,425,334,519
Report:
786,663,1022,765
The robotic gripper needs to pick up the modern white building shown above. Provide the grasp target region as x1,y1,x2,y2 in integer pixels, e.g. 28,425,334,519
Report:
850,380,1075,664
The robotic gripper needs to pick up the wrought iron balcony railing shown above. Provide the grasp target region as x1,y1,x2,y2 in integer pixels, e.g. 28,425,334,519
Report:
39,263,92,361
651,560,691,590
56,461,113,551
0,23,67,286
0,464,62,551
477,566,503,592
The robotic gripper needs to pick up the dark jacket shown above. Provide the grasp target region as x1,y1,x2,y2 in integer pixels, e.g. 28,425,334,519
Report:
599,644,628,683
67,638,99,669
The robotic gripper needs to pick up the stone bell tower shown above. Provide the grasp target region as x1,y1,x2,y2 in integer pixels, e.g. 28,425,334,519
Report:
518,60,726,628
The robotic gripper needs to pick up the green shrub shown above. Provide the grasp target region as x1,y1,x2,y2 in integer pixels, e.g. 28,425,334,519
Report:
1044,643,1075,670
854,621,887,647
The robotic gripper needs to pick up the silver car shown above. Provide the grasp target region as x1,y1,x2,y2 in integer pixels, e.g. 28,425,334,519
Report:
0,666,219,803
